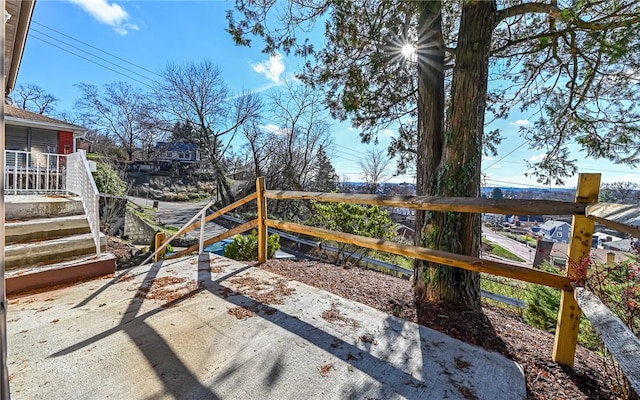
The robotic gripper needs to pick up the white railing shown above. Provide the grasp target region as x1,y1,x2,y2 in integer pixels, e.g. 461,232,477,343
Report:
4,150,67,194
66,150,101,255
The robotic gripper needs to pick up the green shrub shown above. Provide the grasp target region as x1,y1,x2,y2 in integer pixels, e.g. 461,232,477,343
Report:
93,162,127,196
524,263,601,351
309,201,397,264
224,230,281,261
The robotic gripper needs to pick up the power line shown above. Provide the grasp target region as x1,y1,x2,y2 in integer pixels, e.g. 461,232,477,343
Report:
484,178,559,189
30,35,153,88
31,28,155,83
30,35,151,88
32,21,161,77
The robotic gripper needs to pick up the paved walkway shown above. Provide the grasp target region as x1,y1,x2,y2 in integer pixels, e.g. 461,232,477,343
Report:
483,228,534,265
7,254,526,399
128,196,227,239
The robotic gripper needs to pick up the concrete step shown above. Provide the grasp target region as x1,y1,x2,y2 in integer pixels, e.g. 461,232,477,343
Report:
5,253,117,296
5,233,107,270
5,194,84,221
5,215,91,244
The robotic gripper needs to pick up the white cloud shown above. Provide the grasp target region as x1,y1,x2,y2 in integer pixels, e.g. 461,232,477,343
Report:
259,124,287,135
382,128,395,137
482,155,494,161
528,153,547,163
251,53,285,83
510,119,530,126
68,0,139,35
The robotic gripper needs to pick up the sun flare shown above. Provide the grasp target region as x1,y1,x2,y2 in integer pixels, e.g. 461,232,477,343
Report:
400,43,416,58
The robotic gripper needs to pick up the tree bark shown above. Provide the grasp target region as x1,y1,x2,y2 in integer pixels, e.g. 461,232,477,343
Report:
415,1,497,310
414,1,446,299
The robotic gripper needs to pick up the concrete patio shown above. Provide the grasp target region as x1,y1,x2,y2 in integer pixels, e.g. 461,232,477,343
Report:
7,254,526,399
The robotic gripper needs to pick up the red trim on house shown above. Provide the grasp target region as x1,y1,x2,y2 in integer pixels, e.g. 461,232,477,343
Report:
58,131,74,154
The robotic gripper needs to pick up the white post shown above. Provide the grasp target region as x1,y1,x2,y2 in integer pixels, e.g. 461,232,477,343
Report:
199,212,206,254
1,19,11,399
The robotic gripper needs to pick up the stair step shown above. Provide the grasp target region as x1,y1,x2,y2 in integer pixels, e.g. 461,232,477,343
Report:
5,233,107,270
5,253,117,296
5,215,91,244
5,194,84,221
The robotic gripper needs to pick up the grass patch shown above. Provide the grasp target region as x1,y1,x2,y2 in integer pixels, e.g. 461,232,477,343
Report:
482,238,527,262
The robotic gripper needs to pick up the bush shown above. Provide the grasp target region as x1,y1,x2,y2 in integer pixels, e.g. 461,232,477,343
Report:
309,201,397,265
93,161,127,196
524,263,600,351
224,230,281,261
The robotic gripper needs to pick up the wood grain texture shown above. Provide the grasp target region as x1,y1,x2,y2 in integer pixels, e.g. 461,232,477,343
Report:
576,288,640,395
265,190,586,215
266,219,572,290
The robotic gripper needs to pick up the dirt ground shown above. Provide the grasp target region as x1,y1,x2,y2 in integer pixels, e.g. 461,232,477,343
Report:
259,259,628,400
106,234,630,400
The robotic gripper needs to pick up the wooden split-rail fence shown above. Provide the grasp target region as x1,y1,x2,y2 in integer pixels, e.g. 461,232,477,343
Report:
143,173,640,392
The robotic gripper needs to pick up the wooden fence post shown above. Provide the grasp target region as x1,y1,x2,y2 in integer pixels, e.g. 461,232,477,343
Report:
154,232,167,262
553,173,600,366
256,177,267,263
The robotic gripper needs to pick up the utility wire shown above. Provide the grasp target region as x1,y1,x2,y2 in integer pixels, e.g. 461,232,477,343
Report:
30,35,153,88
31,28,155,83
32,21,161,77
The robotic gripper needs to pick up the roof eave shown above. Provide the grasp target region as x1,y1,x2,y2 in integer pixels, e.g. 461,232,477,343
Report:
5,0,36,95
5,116,86,136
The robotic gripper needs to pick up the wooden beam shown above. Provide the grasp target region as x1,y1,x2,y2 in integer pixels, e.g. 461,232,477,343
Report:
264,190,586,216
178,193,257,237
167,220,258,259
256,177,267,263
575,288,640,396
553,173,600,367
266,219,573,290
585,202,640,237
154,232,166,262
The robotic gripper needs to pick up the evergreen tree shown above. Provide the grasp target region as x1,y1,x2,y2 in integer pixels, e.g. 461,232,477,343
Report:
228,1,640,309
312,145,339,192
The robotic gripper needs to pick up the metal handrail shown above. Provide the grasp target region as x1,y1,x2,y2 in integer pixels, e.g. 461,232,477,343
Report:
139,199,216,266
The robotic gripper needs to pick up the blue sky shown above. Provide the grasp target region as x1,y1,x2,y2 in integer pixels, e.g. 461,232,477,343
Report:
15,0,640,188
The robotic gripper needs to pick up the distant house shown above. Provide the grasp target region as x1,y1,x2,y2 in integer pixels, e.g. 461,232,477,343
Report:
536,220,571,244
602,239,633,252
592,232,623,248
156,142,201,164
389,207,415,218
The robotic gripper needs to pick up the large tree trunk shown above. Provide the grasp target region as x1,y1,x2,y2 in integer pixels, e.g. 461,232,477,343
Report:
414,1,445,299
414,1,497,310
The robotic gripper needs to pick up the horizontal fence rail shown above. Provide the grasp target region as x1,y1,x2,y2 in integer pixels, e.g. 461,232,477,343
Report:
585,203,640,237
265,190,587,216
576,288,640,395
168,219,258,259
266,219,573,291
143,193,259,265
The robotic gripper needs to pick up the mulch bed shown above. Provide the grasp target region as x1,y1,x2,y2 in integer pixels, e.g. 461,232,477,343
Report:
259,259,626,400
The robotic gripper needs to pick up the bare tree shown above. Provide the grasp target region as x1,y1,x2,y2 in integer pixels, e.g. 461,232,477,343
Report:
75,82,163,161
13,83,59,115
154,60,261,204
266,81,333,191
359,148,392,194
600,181,639,203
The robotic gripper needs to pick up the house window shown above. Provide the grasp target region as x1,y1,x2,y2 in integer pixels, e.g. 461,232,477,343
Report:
557,231,562,237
